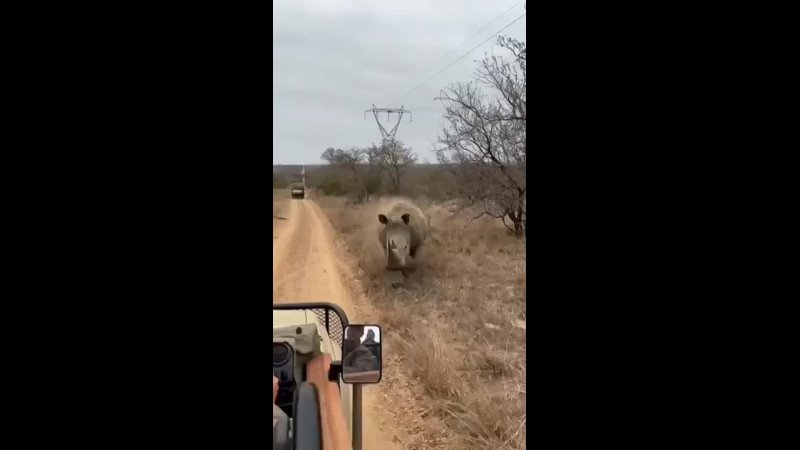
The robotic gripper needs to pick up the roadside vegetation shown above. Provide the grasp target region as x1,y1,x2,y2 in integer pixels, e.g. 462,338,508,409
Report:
274,33,526,449
318,193,525,449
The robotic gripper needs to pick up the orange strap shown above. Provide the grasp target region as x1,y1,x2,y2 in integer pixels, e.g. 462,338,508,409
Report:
306,353,352,450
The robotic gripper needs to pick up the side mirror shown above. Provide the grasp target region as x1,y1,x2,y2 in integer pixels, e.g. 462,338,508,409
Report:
341,325,382,384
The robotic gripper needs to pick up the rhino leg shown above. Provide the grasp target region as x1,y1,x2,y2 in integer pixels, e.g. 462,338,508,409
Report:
387,270,406,289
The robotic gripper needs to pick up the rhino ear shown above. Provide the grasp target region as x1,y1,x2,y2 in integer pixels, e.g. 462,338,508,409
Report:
378,214,388,224
401,213,410,225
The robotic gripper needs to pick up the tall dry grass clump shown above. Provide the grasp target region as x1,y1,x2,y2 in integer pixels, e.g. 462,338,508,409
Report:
318,194,526,449
272,190,286,225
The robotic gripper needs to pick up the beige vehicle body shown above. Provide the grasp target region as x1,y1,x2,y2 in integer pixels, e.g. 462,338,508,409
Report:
273,309,354,442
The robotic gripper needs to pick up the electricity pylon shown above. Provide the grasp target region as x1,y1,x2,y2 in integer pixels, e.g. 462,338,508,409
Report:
364,105,412,143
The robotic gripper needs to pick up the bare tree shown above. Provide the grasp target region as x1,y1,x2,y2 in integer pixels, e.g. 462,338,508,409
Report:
321,147,378,202
435,36,526,236
362,145,384,201
321,147,363,169
320,147,340,165
320,140,416,199
372,139,417,194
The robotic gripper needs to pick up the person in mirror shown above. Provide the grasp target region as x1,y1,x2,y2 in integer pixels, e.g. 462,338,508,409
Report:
362,329,381,363
362,329,377,345
343,326,377,372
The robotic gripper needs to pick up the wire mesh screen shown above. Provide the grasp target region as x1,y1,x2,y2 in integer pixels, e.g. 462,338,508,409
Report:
312,308,344,346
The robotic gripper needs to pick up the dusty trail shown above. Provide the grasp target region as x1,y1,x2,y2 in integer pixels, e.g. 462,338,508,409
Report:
273,196,401,450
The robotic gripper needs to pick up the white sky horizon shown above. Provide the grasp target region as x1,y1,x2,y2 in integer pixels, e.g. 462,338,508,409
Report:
273,0,526,165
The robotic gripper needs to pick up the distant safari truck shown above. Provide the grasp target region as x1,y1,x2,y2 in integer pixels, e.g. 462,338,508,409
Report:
290,184,305,199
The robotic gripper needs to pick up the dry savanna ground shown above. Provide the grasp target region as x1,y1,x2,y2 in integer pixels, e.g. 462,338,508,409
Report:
316,193,527,450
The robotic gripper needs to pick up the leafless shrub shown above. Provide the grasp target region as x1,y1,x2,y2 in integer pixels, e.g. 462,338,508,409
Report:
436,37,526,236
320,141,417,201
320,147,378,202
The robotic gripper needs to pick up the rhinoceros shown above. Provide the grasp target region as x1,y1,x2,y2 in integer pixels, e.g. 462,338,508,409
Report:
377,200,429,276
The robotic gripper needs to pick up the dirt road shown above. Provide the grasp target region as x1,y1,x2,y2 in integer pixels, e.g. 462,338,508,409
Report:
273,196,350,303
273,196,401,449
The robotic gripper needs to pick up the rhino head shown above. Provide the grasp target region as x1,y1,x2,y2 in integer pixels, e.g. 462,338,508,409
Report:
378,213,411,268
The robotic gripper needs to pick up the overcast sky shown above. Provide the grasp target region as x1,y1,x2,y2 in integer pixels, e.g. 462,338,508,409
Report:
273,0,526,165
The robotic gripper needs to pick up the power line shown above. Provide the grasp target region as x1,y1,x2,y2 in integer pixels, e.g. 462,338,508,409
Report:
398,0,524,103
452,1,524,52
393,12,526,104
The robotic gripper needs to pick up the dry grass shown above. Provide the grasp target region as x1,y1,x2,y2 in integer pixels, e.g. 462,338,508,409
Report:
318,194,526,450
273,189,288,226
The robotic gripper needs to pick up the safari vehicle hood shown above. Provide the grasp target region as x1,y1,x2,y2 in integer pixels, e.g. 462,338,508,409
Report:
273,310,312,328
273,309,340,360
